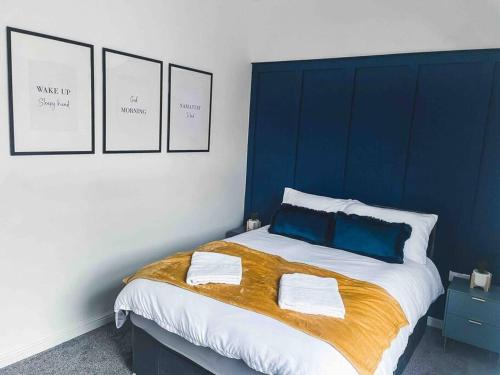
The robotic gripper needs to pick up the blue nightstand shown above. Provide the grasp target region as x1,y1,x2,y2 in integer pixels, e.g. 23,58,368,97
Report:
443,278,500,355
225,225,246,239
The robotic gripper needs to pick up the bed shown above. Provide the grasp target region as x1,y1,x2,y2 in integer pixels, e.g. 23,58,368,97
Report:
115,211,443,375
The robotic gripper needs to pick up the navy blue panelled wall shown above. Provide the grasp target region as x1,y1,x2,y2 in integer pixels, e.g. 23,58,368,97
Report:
244,50,500,317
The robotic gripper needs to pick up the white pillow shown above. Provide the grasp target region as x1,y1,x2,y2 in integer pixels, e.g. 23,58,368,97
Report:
344,202,438,264
282,187,358,213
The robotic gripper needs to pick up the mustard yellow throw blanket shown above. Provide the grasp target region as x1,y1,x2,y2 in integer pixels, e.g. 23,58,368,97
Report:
124,241,408,375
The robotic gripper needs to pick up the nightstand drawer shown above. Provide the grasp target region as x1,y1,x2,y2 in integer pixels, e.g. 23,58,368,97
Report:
444,313,500,353
447,289,500,326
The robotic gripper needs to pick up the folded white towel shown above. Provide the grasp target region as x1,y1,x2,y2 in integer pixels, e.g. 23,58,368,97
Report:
186,251,242,286
278,273,345,318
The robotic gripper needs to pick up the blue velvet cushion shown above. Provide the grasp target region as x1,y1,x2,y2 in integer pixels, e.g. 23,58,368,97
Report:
329,212,411,263
268,204,333,245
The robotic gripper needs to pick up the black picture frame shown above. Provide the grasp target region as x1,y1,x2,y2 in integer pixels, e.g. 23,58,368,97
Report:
102,48,163,153
167,63,213,153
7,26,95,155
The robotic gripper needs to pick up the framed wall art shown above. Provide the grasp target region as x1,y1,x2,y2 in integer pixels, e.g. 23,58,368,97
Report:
167,64,212,152
7,27,94,155
103,48,163,153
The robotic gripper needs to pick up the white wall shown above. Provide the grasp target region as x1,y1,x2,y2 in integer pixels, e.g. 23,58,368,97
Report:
0,0,250,367
245,0,500,62
3,0,500,368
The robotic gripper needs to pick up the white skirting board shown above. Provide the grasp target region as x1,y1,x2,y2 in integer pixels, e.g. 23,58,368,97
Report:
427,316,443,329
0,312,443,369
0,311,114,369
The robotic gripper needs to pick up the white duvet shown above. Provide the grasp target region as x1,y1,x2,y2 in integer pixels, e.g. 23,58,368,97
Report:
115,226,443,375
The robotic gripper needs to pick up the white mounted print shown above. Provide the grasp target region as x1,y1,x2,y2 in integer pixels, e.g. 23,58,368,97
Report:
168,64,213,152
7,27,94,155
103,49,163,153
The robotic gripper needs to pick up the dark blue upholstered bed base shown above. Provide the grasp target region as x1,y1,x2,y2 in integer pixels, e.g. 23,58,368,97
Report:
132,325,212,375
131,310,430,375
394,311,428,375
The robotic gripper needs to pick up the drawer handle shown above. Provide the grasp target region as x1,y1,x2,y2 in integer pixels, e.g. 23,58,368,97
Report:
468,319,483,326
471,297,485,302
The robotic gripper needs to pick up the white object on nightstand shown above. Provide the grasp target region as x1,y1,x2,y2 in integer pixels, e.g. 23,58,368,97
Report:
470,269,492,292
246,218,261,231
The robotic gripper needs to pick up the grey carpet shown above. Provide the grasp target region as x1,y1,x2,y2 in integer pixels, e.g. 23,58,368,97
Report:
1,324,499,374
403,327,499,375
0,321,132,375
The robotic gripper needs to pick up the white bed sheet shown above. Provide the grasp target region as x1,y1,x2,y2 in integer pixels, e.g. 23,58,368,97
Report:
115,226,443,375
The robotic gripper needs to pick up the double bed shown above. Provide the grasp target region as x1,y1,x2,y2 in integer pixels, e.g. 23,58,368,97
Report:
115,214,443,375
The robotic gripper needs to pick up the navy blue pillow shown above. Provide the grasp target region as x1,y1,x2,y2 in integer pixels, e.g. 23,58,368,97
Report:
268,204,333,245
329,212,411,263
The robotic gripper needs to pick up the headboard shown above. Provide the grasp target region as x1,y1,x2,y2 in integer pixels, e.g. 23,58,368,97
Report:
245,49,500,316
427,227,436,261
